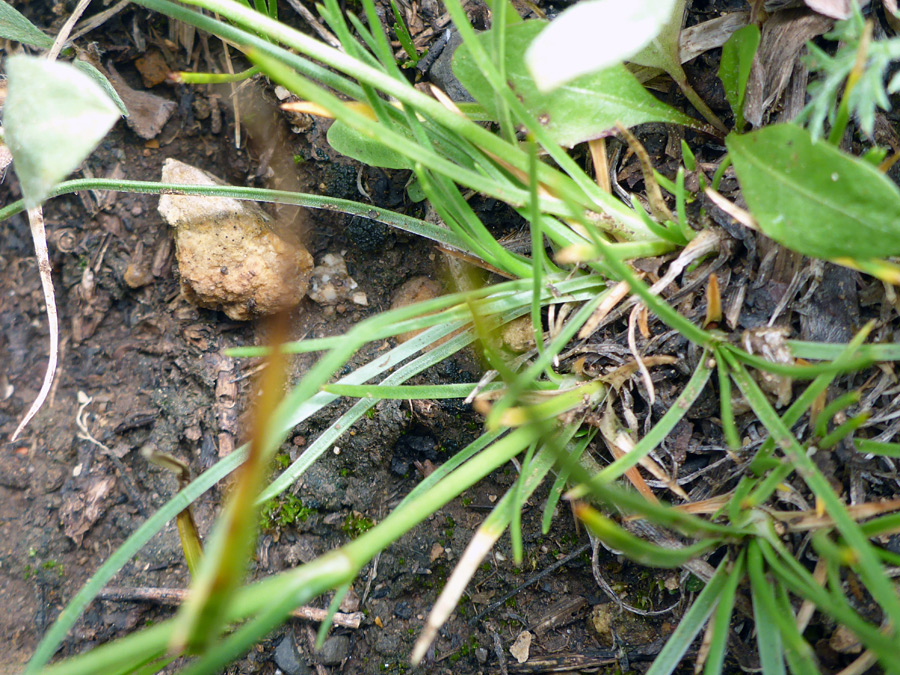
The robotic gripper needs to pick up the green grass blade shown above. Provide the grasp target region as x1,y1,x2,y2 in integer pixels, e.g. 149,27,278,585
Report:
645,557,732,675
0,178,471,251
729,347,872,378
542,430,594,534
715,346,741,450
855,439,900,457
575,504,721,567
723,349,900,638
818,412,869,449
813,390,860,438
703,552,745,675
316,583,350,648
511,440,539,564
747,542,816,675
748,544,787,675
323,382,503,399
788,340,900,361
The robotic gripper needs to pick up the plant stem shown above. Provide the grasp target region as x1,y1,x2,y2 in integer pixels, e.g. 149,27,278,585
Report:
671,64,728,136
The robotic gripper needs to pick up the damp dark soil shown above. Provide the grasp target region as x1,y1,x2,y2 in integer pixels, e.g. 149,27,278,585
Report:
3,1,900,674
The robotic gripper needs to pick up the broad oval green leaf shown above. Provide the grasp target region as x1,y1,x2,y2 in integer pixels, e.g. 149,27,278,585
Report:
727,124,900,260
0,0,53,49
326,120,412,169
453,21,700,148
4,55,122,208
524,0,677,92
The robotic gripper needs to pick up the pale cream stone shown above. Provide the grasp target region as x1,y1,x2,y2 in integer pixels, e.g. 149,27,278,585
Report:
158,158,313,320
500,315,537,353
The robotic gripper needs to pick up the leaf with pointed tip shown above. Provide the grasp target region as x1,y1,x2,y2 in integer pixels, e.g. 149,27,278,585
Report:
0,0,53,49
524,0,677,92
73,60,130,117
718,25,760,129
327,120,413,169
454,21,700,148
727,124,900,260
4,56,122,208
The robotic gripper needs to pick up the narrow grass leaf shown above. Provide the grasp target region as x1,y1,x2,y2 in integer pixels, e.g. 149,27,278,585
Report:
316,583,350,648
542,430,594,533
748,543,817,674
0,177,473,253
748,543,787,675
715,347,741,451
727,123,900,259
787,340,900,361
855,439,900,457
73,60,130,117
814,390,860,438
575,503,720,567
703,553,745,675
645,557,731,675
323,382,502,399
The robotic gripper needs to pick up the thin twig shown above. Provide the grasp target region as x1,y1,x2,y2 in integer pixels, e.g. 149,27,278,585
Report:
96,586,364,628
468,543,591,625
492,631,509,675
589,534,680,617
284,0,342,49
69,0,131,43
47,0,93,60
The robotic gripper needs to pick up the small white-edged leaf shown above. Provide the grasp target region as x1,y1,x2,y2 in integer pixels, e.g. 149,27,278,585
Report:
0,0,53,49
525,0,677,92
73,60,130,117
4,55,122,208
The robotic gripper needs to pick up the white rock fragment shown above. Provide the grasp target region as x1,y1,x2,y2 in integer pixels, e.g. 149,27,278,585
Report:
509,631,532,664
307,253,366,306
158,158,313,320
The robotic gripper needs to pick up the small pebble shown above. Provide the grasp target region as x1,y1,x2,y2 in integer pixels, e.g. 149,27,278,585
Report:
319,635,350,665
